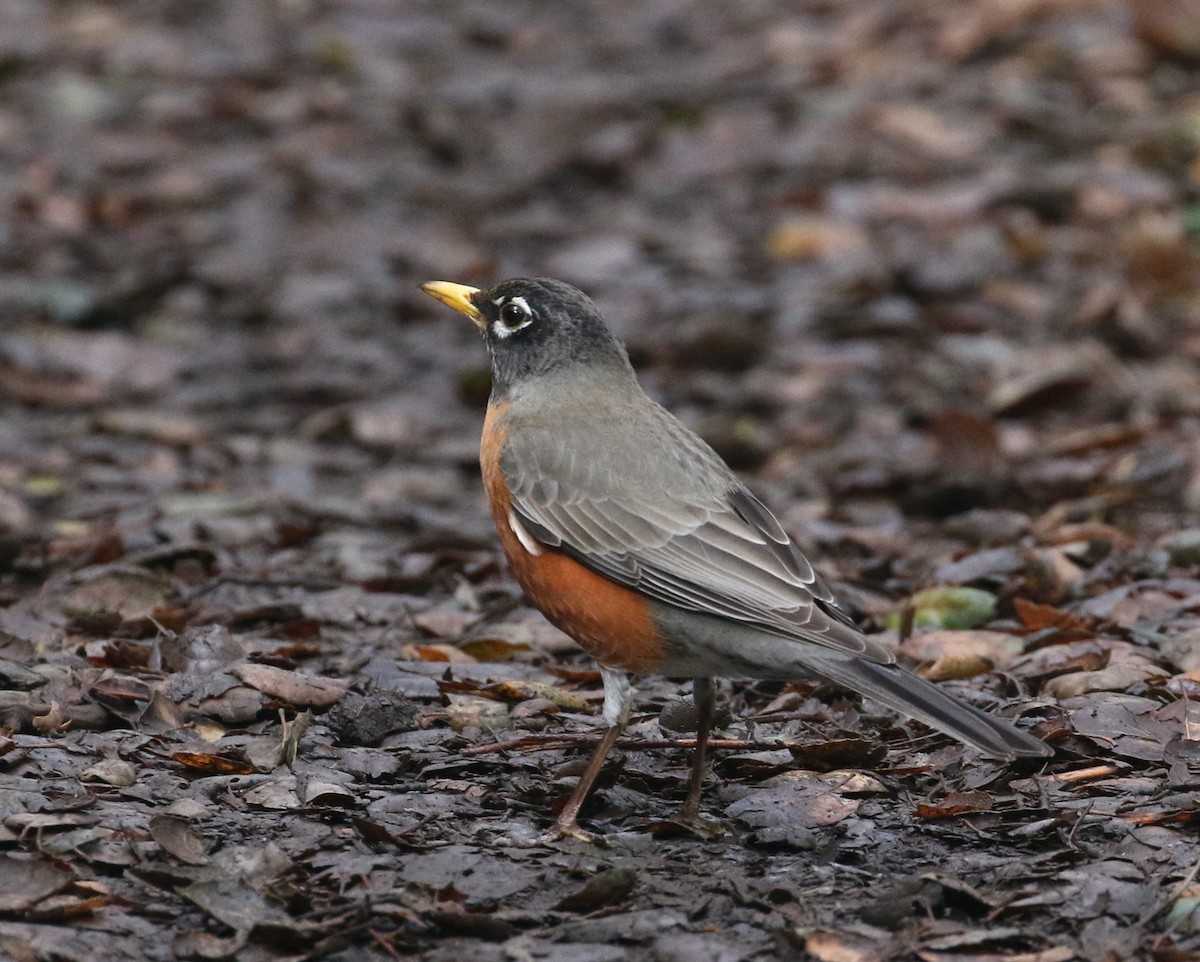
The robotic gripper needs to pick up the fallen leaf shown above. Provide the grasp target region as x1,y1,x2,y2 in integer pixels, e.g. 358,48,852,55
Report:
1013,597,1084,632
233,664,347,708
913,939,1076,962
1044,658,1165,699
1164,895,1200,934
279,710,311,765
93,408,206,445
79,759,137,787
445,695,509,733
1134,0,1200,59
0,854,75,912
148,814,209,866
303,780,356,807
726,770,887,840
6,813,97,835
553,867,638,912
243,774,301,810
914,790,994,820
804,929,883,962
900,630,1024,669
482,680,590,711
410,608,475,639
400,643,476,663
988,344,1110,416
1069,696,1175,760
172,751,256,776
767,216,871,262
889,587,998,631
458,637,532,661
177,878,298,937
63,566,174,622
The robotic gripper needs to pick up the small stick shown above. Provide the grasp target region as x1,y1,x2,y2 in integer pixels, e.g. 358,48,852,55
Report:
463,733,761,756
1041,764,1122,785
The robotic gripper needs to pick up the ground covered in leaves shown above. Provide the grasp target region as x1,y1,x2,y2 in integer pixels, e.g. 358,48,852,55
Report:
2,1,1200,960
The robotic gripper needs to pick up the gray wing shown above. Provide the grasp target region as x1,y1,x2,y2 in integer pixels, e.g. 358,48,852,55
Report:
502,407,894,664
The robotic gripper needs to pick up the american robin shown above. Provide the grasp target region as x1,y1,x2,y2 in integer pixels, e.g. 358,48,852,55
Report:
421,277,1051,840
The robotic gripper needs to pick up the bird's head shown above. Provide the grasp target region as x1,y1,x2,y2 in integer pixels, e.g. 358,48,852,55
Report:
421,277,632,398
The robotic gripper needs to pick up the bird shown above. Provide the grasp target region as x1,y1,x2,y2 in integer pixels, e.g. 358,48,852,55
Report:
421,276,1051,841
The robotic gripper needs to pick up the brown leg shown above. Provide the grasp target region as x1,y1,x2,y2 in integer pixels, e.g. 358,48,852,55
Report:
544,666,632,843
548,723,623,842
679,676,715,821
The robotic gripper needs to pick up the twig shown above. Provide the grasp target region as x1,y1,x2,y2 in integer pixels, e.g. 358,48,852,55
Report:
1043,764,1123,785
463,733,766,756
462,733,602,755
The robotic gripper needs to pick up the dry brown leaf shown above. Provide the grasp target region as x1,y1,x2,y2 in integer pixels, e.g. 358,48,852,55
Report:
1013,598,1071,631
1135,0,1200,58
481,680,590,711
171,751,256,776
1044,656,1164,699
400,643,475,663
900,630,1024,669
457,637,532,661
410,608,475,639
79,759,137,787
914,790,994,820
303,780,355,807
1184,697,1200,742
553,867,638,912
93,408,206,445
871,103,985,161
445,695,509,732
233,664,348,707
804,929,883,962
767,216,870,262
987,343,1113,416
32,702,68,734
920,653,995,682
63,566,174,622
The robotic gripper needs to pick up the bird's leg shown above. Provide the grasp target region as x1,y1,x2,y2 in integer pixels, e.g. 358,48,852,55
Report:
679,676,716,822
546,666,632,843
549,725,622,843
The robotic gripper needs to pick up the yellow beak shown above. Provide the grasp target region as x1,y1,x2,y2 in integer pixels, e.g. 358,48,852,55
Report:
420,281,485,331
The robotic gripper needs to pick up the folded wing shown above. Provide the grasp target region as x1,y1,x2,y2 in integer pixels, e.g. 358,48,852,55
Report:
501,414,894,664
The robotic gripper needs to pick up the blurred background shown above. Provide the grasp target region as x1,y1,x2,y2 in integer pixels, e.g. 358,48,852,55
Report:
3,5,1200,956
1,0,1199,590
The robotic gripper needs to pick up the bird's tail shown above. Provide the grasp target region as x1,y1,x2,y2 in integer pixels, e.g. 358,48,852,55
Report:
805,656,1051,760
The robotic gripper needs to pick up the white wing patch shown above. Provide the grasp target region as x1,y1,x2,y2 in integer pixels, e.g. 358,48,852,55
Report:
507,509,543,556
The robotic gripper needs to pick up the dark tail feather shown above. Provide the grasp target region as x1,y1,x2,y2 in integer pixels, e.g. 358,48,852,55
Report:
808,657,1051,759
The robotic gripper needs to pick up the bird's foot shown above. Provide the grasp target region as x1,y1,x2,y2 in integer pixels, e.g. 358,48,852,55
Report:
540,819,610,846
670,810,726,840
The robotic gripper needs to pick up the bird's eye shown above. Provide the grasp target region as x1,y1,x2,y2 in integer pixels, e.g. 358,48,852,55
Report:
500,299,532,329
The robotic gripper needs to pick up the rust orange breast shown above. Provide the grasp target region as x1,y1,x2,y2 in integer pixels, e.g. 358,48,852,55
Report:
480,401,665,674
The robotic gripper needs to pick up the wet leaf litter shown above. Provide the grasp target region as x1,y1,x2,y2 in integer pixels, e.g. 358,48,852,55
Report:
1,0,1200,960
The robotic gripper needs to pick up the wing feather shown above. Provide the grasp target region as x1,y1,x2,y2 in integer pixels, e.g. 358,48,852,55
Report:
501,411,892,663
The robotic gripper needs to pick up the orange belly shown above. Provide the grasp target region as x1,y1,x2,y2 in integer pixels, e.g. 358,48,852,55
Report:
480,403,665,674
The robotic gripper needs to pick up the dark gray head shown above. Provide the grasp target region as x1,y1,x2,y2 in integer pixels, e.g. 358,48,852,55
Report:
421,277,633,398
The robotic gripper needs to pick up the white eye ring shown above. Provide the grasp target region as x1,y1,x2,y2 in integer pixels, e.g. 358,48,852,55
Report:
492,296,533,338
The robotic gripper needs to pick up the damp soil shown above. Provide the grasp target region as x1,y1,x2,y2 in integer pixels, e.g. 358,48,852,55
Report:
2,2,1200,960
